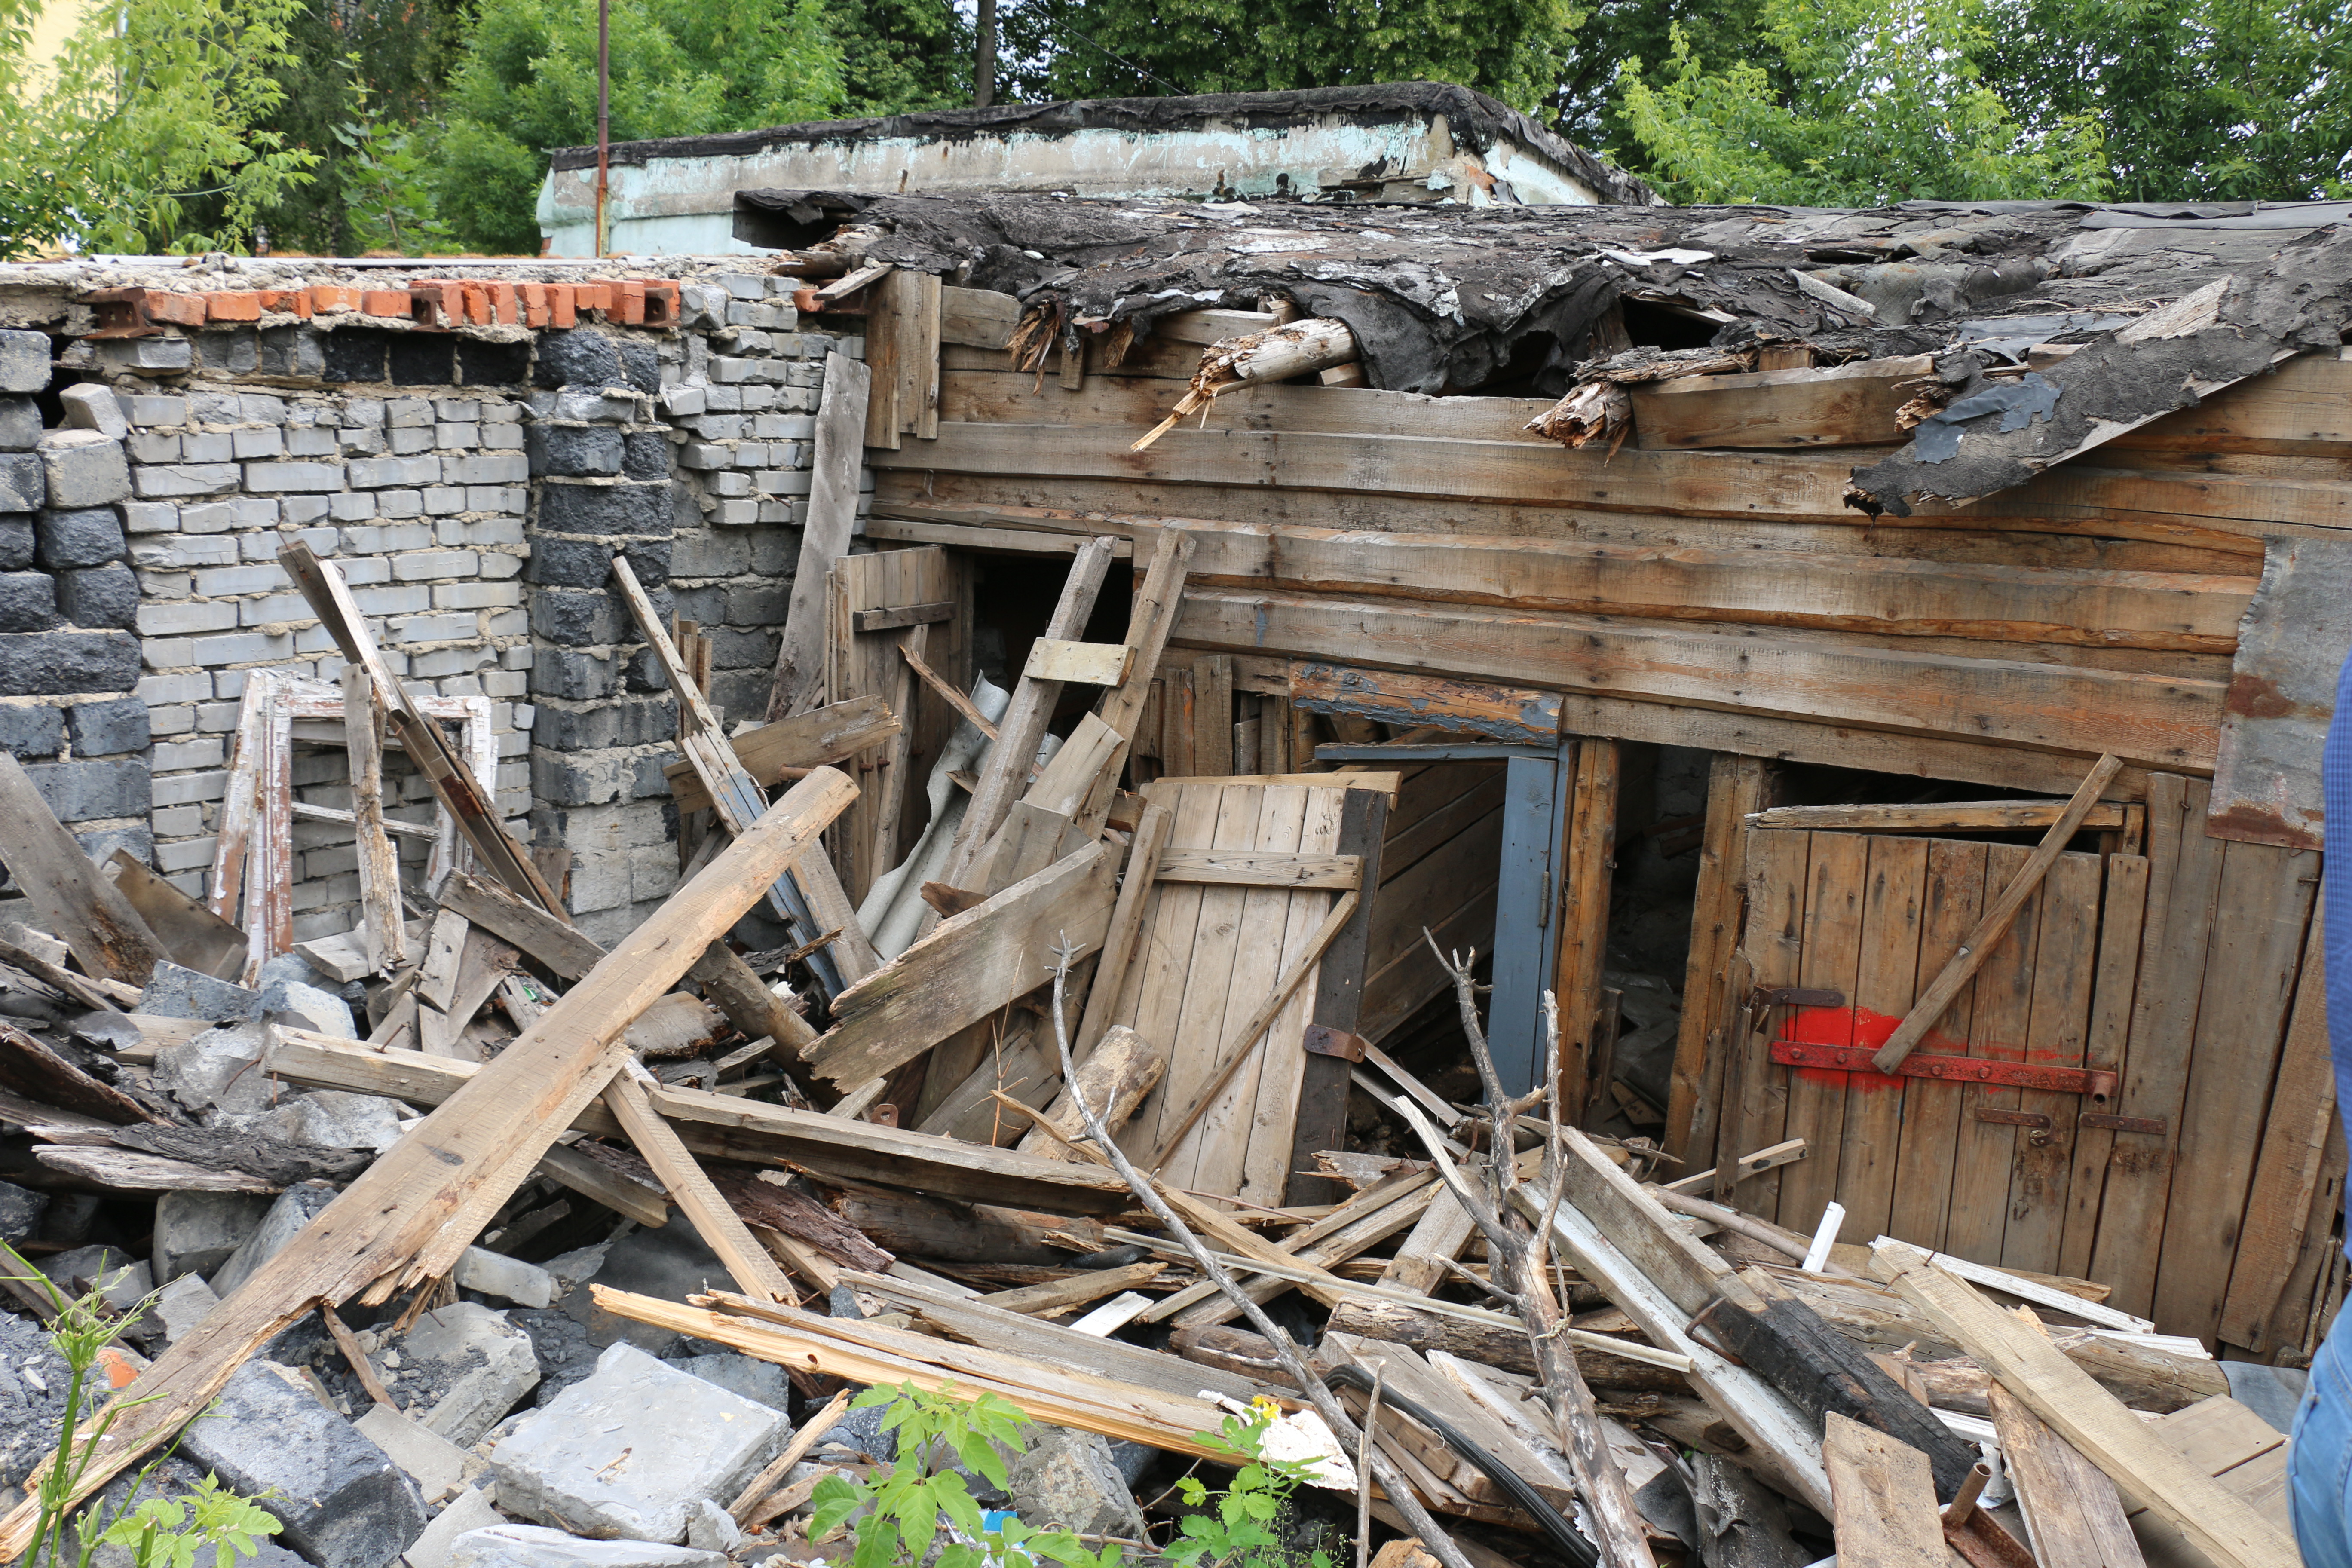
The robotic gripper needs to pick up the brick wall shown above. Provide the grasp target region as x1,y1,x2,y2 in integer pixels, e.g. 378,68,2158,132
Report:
0,266,864,949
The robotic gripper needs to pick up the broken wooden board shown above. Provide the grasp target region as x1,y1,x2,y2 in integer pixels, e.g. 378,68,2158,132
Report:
807,840,1119,1090
2205,536,2351,849
1023,639,1133,686
104,851,243,981
0,767,859,1556
1822,1412,1945,1568
663,695,903,815
767,350,873,720
0,753,162,988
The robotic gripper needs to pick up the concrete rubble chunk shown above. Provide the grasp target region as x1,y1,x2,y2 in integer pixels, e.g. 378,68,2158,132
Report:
0,1311,69,1486
149,1271,220,1344
141,960,263,1025
355,1404,490,1505
179,1359,429,1568
264,1089,404,1151
683,1501,740,1555
210,1181,340,1298
40,1244,152,1312
488,1341,790,1544
397,1302,542,1446
84,1455,312,1568
0,1176,48,1241
399,1483,502,1568
448,1526,730,1568
1004,1424,1152,1542
266,977,359,1038
453,1245,556,1309
153,1019,272,1118
58,383,130,439
154,1188,272,1280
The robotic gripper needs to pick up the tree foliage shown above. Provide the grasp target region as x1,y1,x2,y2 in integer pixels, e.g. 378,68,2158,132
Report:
1612,0,2109,205
995,0,1579,116
433,0,848,253
827,0,972,114
0,0,317,258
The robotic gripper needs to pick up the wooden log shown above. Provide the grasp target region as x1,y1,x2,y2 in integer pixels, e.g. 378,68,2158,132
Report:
1872,753,2125,1070
1872,1243,2295,1568
0,768,860,1556
1694,1268,1979,1498
0,753,163,987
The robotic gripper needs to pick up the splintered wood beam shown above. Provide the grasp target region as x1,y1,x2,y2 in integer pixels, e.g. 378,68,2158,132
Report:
1871,753,2124,1072
604,1066,798,1305
899,640,999,741
0,768,859,1559
1822,1413,1945,1568
662,695,902,814
766,350,873,721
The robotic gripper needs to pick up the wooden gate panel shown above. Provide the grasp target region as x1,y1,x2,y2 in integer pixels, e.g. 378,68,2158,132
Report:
1734,828,1812,1219
1887,839,1989,1253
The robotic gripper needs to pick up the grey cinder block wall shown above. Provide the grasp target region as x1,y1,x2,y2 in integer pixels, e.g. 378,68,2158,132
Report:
0,273,866,947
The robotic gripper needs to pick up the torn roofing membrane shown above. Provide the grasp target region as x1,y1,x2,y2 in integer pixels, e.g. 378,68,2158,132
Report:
805,193,2352,509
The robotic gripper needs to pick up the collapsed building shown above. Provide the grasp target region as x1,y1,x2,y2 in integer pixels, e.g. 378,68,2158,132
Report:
0,108,2343,1567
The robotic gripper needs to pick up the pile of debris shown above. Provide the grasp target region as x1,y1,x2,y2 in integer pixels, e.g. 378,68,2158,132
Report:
0,524,2292,1568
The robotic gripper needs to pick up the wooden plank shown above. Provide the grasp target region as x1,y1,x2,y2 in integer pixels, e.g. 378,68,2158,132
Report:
1733,828,1811,1219
852,600,955,634
438,871,604,980
808,842,1120,1089
2151,838,2317,1343
104,850,244,983
2001,851,2103,1276
208,678,266,925
0,769,860,1555
1286,783,1388,1207
1630,356,1934,450
937,539,1116,892
1667,755,1770,1168
940,286,1019,350
245,672,295,981
2217,911,2333,1350
1775,832,1867,1231
1835,834,1929,1246
1180,594,2220,773
1821,1412,1945,1568
2058,854,2150,1281
604,1070,798,1303
1874,1244,2297,1568
2088,775,2220,1319
0,753,162,988
1154,851,1360,889
663,696,902,813
979,1262,1167,1317
1192,654,1234,778
1237,787,1347,1204
1942,842,2042,1265
340,665,405,976
1023,639,1133,686
1072,805,1172,1056
1112,784,1222,1165
1872,755,2125,1071
1290,662,1562,746
1988,1381,2152,1566
1755,800,2133,833
766,351,872,720
1557,741,1617,1116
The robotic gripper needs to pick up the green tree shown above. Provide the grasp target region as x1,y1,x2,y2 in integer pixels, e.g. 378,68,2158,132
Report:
1611,0,2110,204
995,0,1580,117
1977,0,2349,200
827,0,972,113
435,0,848,254
0,0,318,258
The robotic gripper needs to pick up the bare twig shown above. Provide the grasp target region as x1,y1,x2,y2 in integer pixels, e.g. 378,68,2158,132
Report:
1403,935,1657,1568
1042,936,1480,1568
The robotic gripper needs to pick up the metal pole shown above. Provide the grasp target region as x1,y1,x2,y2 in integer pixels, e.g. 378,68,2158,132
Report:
594,0,611,258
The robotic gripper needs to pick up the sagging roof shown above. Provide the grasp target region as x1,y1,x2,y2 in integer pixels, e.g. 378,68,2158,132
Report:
812,193,2352,512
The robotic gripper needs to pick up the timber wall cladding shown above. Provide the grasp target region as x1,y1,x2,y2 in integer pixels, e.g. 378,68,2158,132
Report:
1727,790,2322,1345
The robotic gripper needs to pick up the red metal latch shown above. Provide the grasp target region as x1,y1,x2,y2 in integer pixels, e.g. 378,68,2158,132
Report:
1770,1038,2117,1102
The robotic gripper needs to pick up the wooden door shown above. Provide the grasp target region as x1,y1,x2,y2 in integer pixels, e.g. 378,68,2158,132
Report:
1731,828,2145,1273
